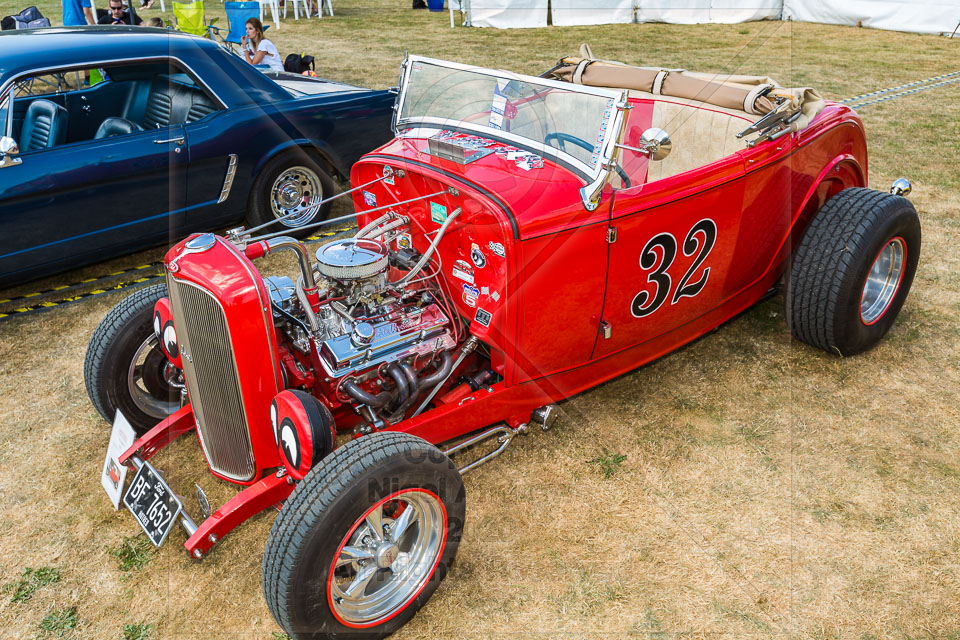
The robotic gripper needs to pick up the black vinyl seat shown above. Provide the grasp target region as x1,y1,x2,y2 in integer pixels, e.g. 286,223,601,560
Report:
94,117,144,139
20,99,69,152
128,76,219,129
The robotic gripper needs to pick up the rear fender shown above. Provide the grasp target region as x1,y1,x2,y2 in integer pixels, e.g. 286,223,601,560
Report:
791,153,867,249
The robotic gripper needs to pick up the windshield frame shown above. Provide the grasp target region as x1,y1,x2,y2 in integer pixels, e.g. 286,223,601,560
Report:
394,55,627,183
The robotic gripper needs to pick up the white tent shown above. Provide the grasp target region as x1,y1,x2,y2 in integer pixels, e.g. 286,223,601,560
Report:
783,0,958,36
459,0,959,35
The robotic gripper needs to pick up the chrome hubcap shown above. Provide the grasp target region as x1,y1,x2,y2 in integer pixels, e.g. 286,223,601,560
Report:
270,166,323,227
861,237,905,324
127,334,180,419
329,490,446,625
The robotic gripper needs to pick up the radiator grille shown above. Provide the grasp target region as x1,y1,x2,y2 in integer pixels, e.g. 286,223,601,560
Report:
168,277,255,481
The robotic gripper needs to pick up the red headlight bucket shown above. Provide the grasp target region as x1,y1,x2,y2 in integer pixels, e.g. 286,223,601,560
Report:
153,297,182,369
270,390,336,480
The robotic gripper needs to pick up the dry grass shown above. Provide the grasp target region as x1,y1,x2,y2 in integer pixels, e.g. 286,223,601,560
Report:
2,3,960,638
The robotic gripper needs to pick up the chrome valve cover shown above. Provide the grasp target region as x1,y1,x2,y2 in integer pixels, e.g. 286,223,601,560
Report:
317,303,455,377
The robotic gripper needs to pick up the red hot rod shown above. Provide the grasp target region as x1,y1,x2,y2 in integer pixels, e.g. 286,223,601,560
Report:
86,52,920,639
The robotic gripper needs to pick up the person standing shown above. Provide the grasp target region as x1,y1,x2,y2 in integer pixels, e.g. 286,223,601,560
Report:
63,0,94,25
240,18,284,73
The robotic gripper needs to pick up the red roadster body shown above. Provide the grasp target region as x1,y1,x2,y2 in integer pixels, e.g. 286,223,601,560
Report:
87,53,919,639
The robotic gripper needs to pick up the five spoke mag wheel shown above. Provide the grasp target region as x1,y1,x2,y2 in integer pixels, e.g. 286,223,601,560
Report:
787,187,921,356
263,432,465,640
329,488,446,626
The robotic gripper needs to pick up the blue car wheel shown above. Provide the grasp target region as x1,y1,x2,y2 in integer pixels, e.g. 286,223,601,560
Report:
248,150,335,236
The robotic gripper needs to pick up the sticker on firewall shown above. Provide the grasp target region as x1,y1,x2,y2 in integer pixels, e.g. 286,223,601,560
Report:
462,284,480,307
491,290,501,302
430,202,447,224
488,241,506,258
362,190,376,207
474,308,492,327
397,233,412,251
470,243,486,269
452,259,474,284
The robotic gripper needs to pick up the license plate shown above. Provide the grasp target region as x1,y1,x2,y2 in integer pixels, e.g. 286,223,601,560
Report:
123,462,183,547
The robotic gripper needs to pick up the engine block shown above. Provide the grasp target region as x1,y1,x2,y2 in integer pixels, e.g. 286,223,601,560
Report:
317,303,455,378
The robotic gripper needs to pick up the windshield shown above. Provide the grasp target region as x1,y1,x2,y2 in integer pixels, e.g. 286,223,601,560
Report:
397,56,624,178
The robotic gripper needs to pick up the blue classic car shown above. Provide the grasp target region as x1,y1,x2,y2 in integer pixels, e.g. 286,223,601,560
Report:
0,27,395,288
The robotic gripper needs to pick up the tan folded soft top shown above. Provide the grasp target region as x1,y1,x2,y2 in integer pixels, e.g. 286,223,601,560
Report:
551,44,825,132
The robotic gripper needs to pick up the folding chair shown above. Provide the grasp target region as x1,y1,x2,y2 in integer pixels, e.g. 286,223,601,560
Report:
173,0,210,36
213,2,267,47
282,0,309,21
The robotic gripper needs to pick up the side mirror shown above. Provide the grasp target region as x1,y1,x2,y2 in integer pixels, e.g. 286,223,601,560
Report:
614,127,672,163
0,136,18,156
639,127,672,161
0,136,20,168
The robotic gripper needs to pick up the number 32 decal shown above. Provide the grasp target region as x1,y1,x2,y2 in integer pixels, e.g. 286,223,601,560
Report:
631,219,717,318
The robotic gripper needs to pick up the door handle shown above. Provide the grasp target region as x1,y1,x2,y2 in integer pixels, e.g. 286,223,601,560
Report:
154,137,185,145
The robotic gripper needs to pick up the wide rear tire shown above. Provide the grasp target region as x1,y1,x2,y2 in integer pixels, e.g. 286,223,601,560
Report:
786,187,921,356
263,432,465,640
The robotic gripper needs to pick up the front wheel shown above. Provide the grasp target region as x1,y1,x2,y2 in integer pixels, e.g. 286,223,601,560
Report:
263,432,465,640
247,150,336,237
84,283,181,433
786,187,921,356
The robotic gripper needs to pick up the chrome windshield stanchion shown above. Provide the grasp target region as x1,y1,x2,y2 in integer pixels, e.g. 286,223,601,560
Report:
580,90,630,211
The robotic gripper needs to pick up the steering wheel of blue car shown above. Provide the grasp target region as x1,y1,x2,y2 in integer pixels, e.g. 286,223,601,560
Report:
544,132,632,189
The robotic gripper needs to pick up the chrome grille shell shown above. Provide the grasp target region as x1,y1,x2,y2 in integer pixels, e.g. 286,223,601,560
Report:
167,277,256,481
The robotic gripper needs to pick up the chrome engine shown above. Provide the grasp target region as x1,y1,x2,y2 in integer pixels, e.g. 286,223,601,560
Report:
261,222,460,424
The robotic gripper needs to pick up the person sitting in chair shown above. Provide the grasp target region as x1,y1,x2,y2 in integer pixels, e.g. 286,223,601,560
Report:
97,0,143,24
241,18,284,73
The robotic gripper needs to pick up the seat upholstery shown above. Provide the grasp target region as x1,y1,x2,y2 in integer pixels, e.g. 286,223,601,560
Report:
131,77,218,128
645,98,752,182
94,117,144,139
142,82,174,129
20,99,69,152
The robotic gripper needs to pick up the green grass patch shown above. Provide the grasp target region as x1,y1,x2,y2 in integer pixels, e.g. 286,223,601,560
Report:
3,567,60,603
110,535,154,572
122,623,153,640
39,606,78,637
587,447,627,478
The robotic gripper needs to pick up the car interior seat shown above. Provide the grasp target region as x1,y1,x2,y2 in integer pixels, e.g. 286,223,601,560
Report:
94,117,145,139
126,76,218,129
19,99,69,152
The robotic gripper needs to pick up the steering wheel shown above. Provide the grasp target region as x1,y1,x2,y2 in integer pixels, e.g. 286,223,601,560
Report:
544,132,632,189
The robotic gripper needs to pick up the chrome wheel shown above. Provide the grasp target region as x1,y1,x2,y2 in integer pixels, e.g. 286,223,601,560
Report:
328,489,447,626
860,237,906,325
127,334,179,420
270,165,324,227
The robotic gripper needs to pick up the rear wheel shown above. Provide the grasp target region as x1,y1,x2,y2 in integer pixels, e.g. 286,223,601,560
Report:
247,150,335,237
786,187,921,355
263,432,465,639
84,283,180,433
